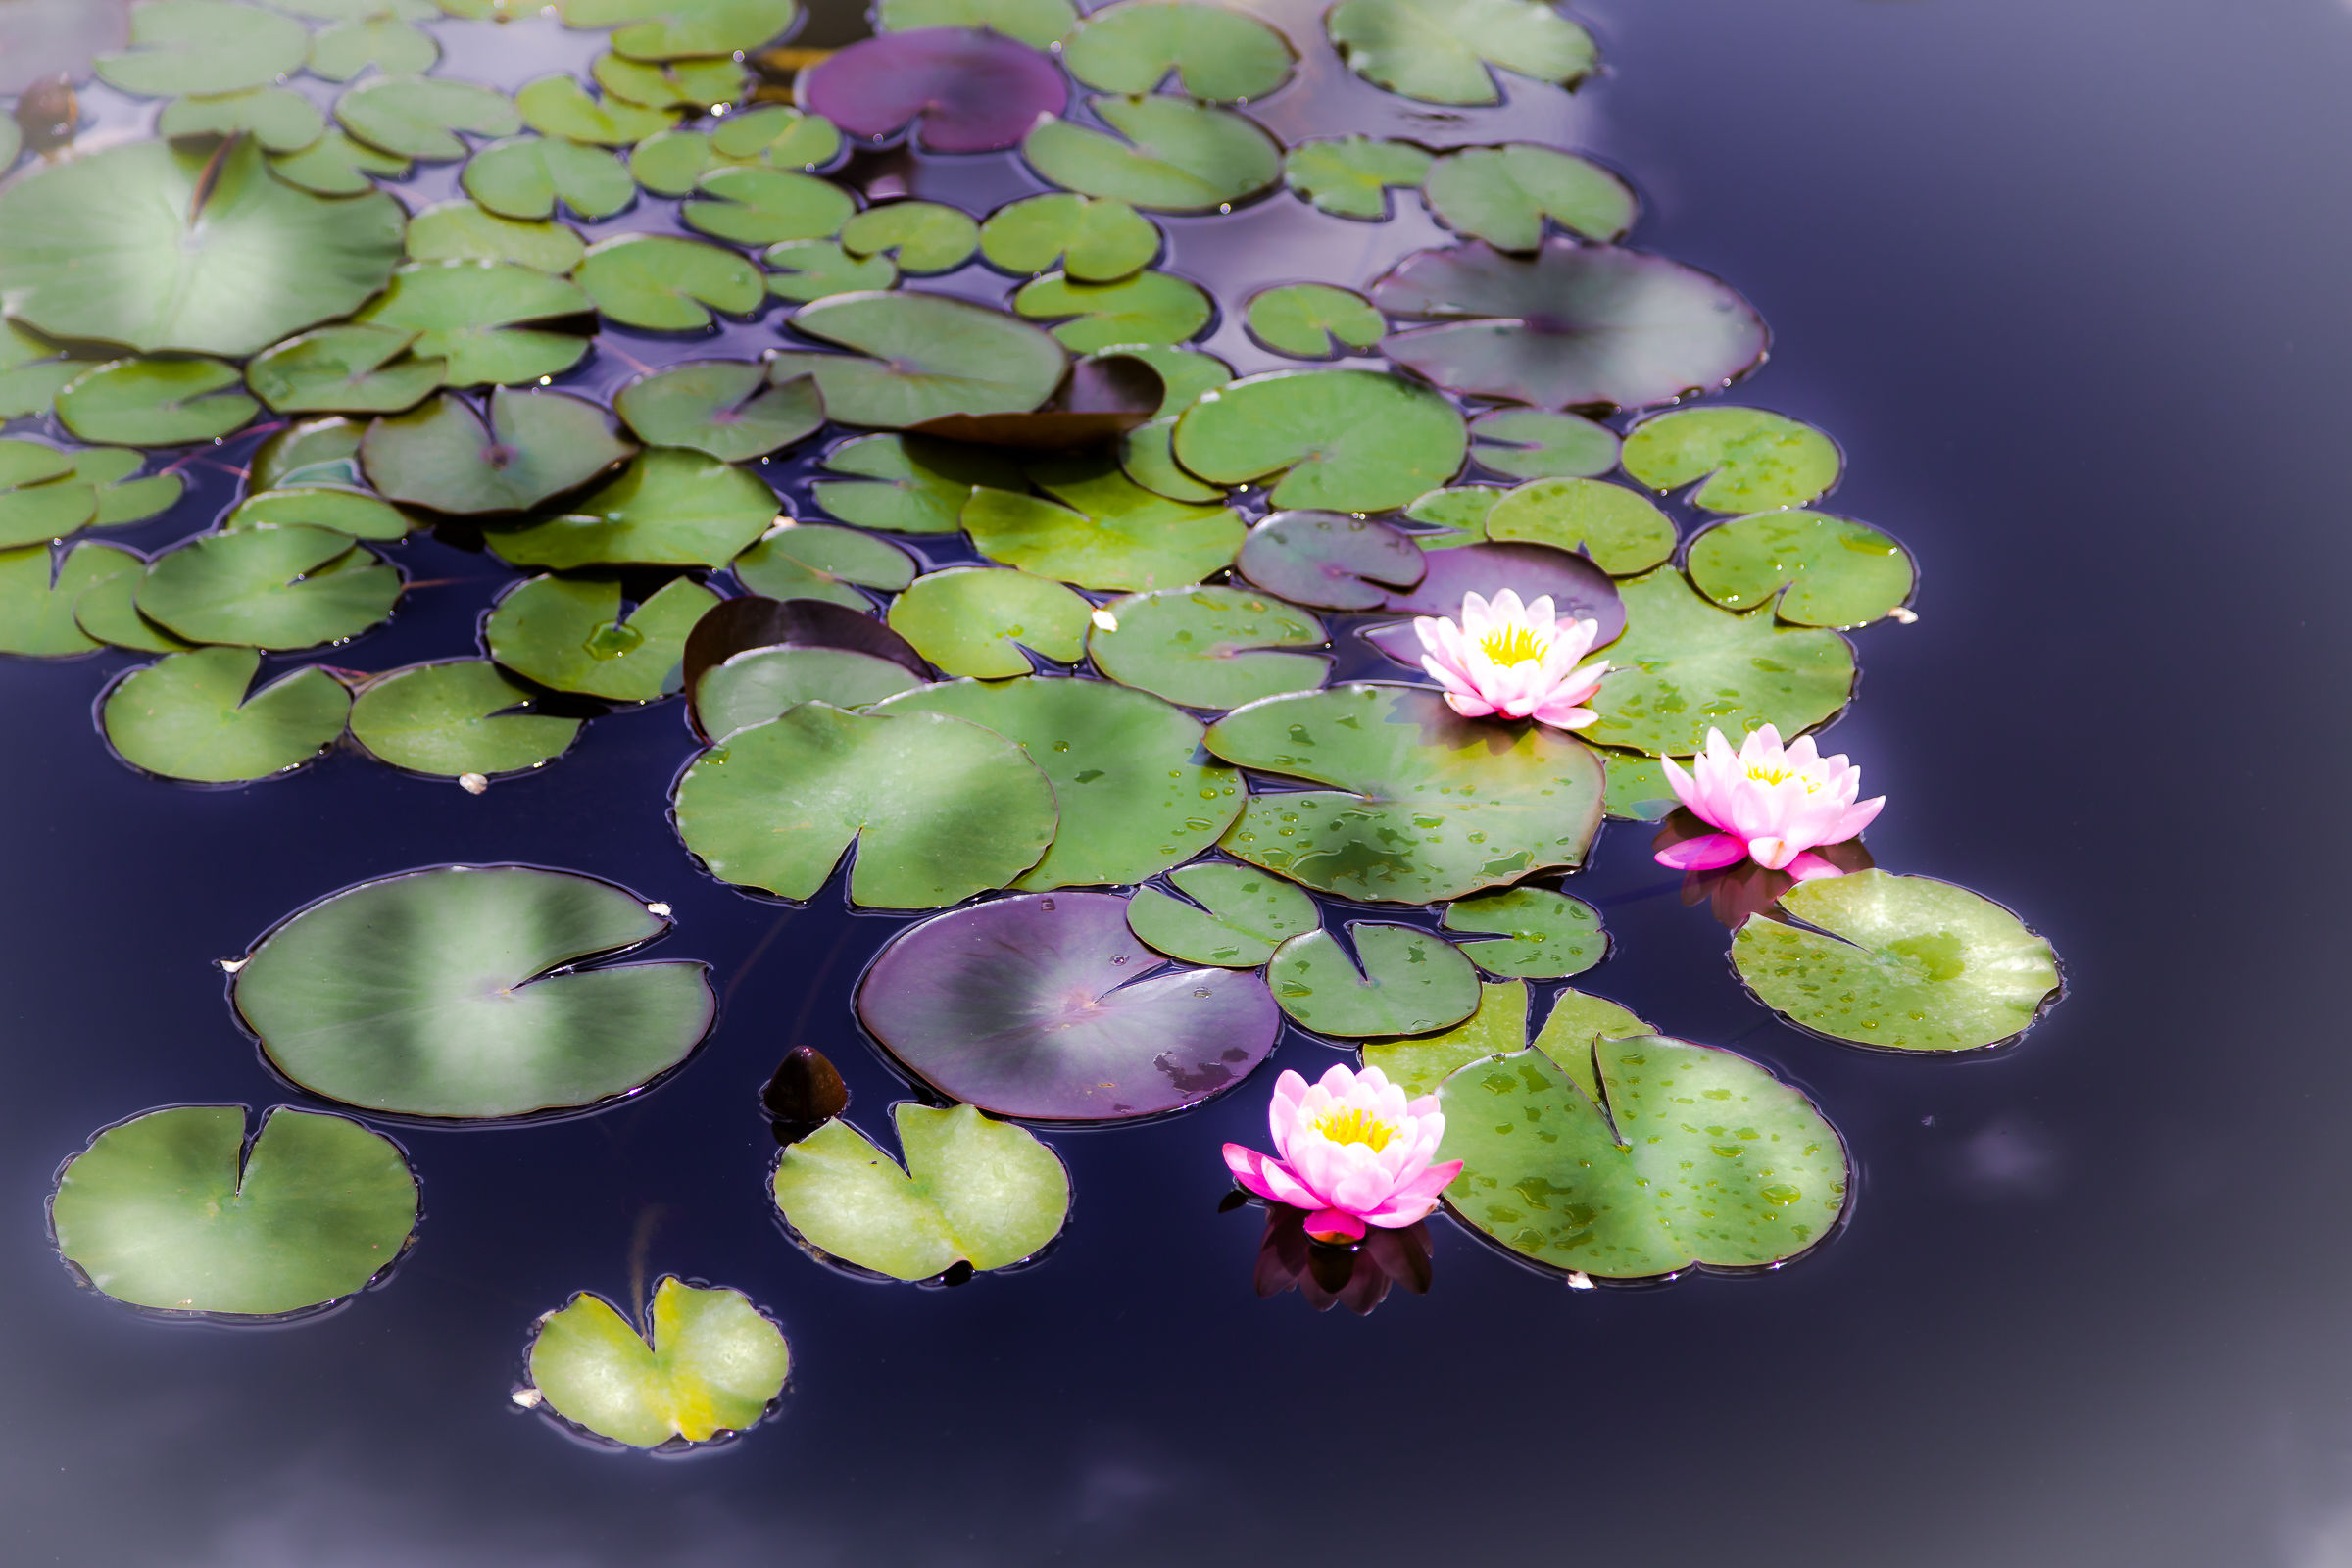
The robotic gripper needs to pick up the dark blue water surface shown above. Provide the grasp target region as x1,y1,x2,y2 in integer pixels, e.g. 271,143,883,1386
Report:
7,0,2351,1563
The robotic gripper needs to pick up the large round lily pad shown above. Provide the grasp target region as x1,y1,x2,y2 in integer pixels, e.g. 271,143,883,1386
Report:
354,262,595,387
801,27,1066,153
577,234,763,332
1326,0,1596,106
1684,510,1916,629
51,1104,417,1317
362,389,635,514
858,891,1282,1121
1061,1,1293,102
1235,512,1424,611
95,0,309,97
1023,95,1281,214
487,575,719,702
103,648,351,783
1620,406,1841,514
348,660,582,777
694,647,922,737
233,865,717,1119
137,525,400,651
528,1277,790,1448
1174,369,1466,512
485,450,780,569
769,292,1067,429
887,566,1091,677
979,193,1160,282
1732,870,2063,1053
615,362,824,462
1268,922,1480,1038
1088,585,1329,710
1125,862,1317,967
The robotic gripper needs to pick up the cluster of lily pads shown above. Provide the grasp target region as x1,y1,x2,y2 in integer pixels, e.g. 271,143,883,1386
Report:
9,0,2063,1451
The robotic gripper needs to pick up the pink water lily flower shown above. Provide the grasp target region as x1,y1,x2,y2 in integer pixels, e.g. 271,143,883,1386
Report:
1655,724,1884,881
1222,1063,1462,1244
1413,589,1610,729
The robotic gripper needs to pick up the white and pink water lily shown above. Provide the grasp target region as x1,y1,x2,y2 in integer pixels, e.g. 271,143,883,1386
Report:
1655,724,1884,881
1413,589,1611,730
1222,1063,1462,1244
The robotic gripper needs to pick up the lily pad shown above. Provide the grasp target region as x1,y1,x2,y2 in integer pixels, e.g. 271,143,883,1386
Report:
1732,870,2063,1053
55,357,257,445
1282,136,1433,220
1685,510,1916,628
1441,884,1604,978
762,240,897,302
516,74,675,145
1267,923,1479,1038
679,593,931,696
886,566,1090,676
95,0,309,96
486,575,720,701
102,647,351,782
223,487,412,542
671,702,1057,906
1582,567,1855,757
812,434,1025,534
1125,861,1316,967
363,389,634,514
408,201,587,272
1620,406,1841,514
594,53,748,111
138,525,399,650
615,362,823,462
270,130,414,196
1121,417,1221,503
354,261,595,386
1203,682,1606,903
1326,0,1595,106
979,193,1159,282
731,520,916,607
769,292,1067,428
1234,512,1424,611
1088,584,1328,709
1013,270,1210,352
254,416,365,491
1245,283,1384,360
1374,240,1769,412
350,660,581,776
874,676,1243,889
50,1105,416,1316
0,320,90,419
1438,1035,1847,1279
1483,477,1677,576
1174,368,1465,512
708,104,842,170
695,647,922,737
963,454,1240,590
0,542,144,657
682,166,853,245
1024,95,1280,213
1363,978,1650,1098
528,1278,790,1447
0,440,96,547
772,1104,1069,1279
246,324,446,416
875,0,1075,47
463,136,636,220
76,560,199,655
487,451,780,570
1467,408,1619,481
335,75,522,161
73,450,182,529
157,86,328,152
839,201,979,273
802,27,1066,154
1061,1,1293,103
308,16,441,80
554,0,800,60
1600,748,1674,820
858,891,1282,1120
576,234,765,331
1425,144,1635,251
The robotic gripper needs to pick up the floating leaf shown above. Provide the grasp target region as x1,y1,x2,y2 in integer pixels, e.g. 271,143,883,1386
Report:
1686,510,1915,628
157,86,327,152
732,520,915,607
554,0,801,61
138,525,399,650
51,1105,416,1316
576,234,764,330
886,566,1090,676
486,575,719,701
1174,369,1465,512
978,193,1158,281
838,201,979,273
0,139,405,357
1732,871,2062,1053
463,135,636,220
1060,1,1294,103
963,454,1241,591
235,865,716,1118
55,357,257,445
672,703,1057,906
1245,283,1384,360
335,75,522,161
1374,241,1768,411
1360,977,1649,1097
762,240,897,303
354,261,595,386
270,129,412,196
528,1278,789,1447
516,74,676,144
1089,584,1327,709
1620,406,1842,513
1268,923,1479,1037
224,487,411,542
0,320,89,419
695,647,921,736
102,647,351,781
1441,885,1603,978
1482,477,1676,576
682,165,852,244
1204,683,1605,903
1600,748,1674,820
874,0,1075,47
1126,862,1315,967
1424,144,1635,251
1582,567,1855,757
680,594,930,698
594,52,747,111
487,451,779,569
773,1104,1069,1278
812,433,1024,533
77,451,182,529
875,676,1242,889
709,102,839,167
1282,135,1433,220
1121,417,1219,502
246,324,446,416
858,891,1281,1119
308,16,441,80
1234,511,1423,611
408,201,587,272
802,27,1065,153
0,542,145,657
1326,0,1595,106
1467,408,1618,481
0,440,96,547
95,0,309,96
362,389,634,514
254,416,366,490
1012,270,1210,352
614,362,823,462
1025,95,1279,213
768,292,1066,428
350,660,580,776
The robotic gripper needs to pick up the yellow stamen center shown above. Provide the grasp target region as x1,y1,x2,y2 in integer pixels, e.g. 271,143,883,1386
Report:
1479,623,1548,665
1745,763,1817,791
1313,1106,1397,1152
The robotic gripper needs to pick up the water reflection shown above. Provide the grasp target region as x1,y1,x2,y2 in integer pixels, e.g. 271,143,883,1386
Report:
1243,1200,1432,1315
1652,808,1875,929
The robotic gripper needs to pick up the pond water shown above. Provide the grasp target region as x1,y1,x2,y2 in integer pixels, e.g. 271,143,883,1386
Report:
2,0,2348,1563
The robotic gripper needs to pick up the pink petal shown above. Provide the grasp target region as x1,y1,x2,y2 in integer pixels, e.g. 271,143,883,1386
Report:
1825,794,1885,841
1304,1208,1365,1244
1655,833,1747,871
1748,834,1794,869
1223,1145,1322,1209
1786,852,1844,881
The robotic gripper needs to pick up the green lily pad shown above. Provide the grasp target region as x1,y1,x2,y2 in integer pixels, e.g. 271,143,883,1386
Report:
270,129,414,196
254,416,366,491
1583,567,1855,757
875,0,1075,47
962,454,1240,591
157,86,327,152
1013,270,1210,351
462,135,637,220
1327,0,1596,106
224,487,412,542
95,0,309,96
555,0,801,60
486,575,720,701
1023,95,1281,214
576,234,765,331
874,675,1242,889
78,450,184,528
1438,1034,1848,1278
1173,368,1465,513
0,320,90,420
102,647,352,781
486,450,779,568
1245,283,1384,360
1362,978,1650,1098
594,52,749,111
772,1104,1069,1281
0,542,147,657
1620,406,1841,513
1125,861,1316,966
732,521,915,608
0,441,96,547
246,324,447,416
1268,922,1479,1037
1061,1,1293,102
362,389,635,514
308,16,441,80
1281,135,1433,220
1483,477,1677,576
672,703,1057,906
1120,417,1221,502
1425,144,1635,251
51,1105,416,1316
1600,748,1674,820
978,193,1158,282
1441,885,1603,978
1686,510,1916,629
762,240,898,303
335,75,522,161
710,103,840,169
839,202,978,274
56,357,257,445
694,647,922,737
615,362,823,462
516,74,676,144
350,660,581,776
1088,584,1327,710
1234,510,1424,610
1732,870,2063,1053
811,435,1024,534
233,864,718,1118
1203,683,1605,903
528,1278,789,1447
769,292,1066,428
76,560,197,654
138,525,400,650
1467,408,1619,481
354,261,595,386
408,201,587,272
683,166,853,245
887,566,1089,676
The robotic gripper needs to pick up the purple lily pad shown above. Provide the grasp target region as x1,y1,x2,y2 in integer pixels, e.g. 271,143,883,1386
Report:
800,28,1068,155
1235,511,1424,611
858,892,1282,1123
1372,240,1768,411
1361,541,1625,667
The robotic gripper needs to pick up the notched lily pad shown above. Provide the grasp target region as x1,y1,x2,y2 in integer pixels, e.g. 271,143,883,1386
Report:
528,1277,790,1448
336,75,522,162
1245,283,1384,361
763,239,897,303
615,362,824,462
887,566,1090,676
1424,144,1635,251
802,27,1066,154
1235,512,1424,611
695,647,922,737
137,525,400,651
1466,410,1620,485
1282,135,1433,220
484,450,779,569
1327,0,1596,106
516,74,676,145
683,165,853,245
349,660,581,777
1024,94,1280,214
1268,922,1480,1038
1620,406,1841,513
555,0,801,60
770,292,1068,429
56,357,258,445
246,324,447,416
1175,369,1466,513
464,135,636,221
1013,270,1212,353
1441,884,1604,978
363,389,635,515
731,520,916,608
96,0,309,97
1088,584,1329,710
486,576,720,702
354,260,596,386
0,542,145,658
577,234,765,332
1484,477,1677,576
1061,0,1293,103
979,193,1159,282
1361,977,1648,1098
1685,510,1916,628
963,453,1240,591
1126,861,1316,967
103,647,351,783
839,201,979,273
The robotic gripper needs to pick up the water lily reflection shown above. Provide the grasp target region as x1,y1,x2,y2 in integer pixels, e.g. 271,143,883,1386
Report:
1656,808,1876,929
1413,589,1609,729
1250,1203,1434,1316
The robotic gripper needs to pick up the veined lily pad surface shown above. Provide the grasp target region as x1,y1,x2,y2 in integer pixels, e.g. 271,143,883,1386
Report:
1024,95,1282,214
1175,369,1467,513
1685,510,1917,628
363,389,635,514
1267,922,1480,1038
1125,861,1318,968
527,1278,790,1448
1621,406,1842,513
103,647,351,783
770,292,1067,428
1361,978,1651,1099
348,660,581,777
1326,0,1597,106
1087,585,1330,710
1442,885,1606,978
